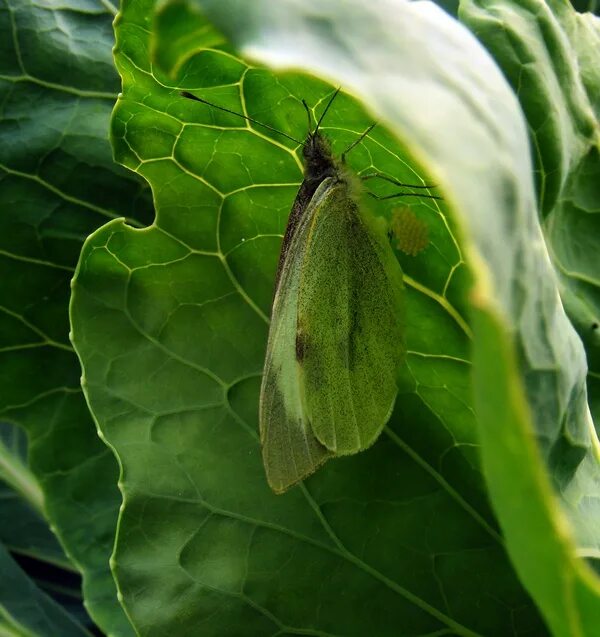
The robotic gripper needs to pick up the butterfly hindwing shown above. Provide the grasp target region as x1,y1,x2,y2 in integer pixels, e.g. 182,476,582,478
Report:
297,177,405,454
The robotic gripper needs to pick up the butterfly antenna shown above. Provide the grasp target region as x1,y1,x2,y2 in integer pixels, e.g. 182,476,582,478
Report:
301,99,313,138
314,87,341,135
341,123,376,163
180,91,302,145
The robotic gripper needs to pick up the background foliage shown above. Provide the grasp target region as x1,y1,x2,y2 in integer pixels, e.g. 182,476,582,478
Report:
1,0,599,636
0,0,150,634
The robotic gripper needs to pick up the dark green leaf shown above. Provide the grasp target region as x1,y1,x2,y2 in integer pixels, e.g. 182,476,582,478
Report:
0,543,91,637
0,422,69,568
0,0,153,633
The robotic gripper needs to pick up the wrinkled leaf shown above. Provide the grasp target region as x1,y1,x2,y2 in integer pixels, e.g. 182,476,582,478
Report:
471,303,600,636
459,0,600,428
68,0,573,635
0,0,153,633
459,0,600,599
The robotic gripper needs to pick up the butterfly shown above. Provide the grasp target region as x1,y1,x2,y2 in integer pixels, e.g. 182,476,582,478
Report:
182,88,439,493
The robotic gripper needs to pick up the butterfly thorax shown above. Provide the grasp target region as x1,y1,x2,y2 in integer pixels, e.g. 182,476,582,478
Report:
302,131,339,183
304,133,363,201
274,132,341,289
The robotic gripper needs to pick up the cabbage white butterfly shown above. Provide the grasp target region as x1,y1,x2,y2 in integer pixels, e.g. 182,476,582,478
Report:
182,89,439,493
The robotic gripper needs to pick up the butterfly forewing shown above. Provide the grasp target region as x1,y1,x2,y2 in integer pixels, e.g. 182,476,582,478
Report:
297,178,405,454
259,182,335,493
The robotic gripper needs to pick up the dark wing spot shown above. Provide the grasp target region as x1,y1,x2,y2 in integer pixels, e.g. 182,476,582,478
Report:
296,330,307,362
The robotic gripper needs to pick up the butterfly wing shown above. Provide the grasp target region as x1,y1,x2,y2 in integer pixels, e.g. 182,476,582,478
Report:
259,180,336,494
297,179,405,454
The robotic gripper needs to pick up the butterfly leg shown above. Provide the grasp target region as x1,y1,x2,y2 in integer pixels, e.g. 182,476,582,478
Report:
361,172,437,189
368,191,444,201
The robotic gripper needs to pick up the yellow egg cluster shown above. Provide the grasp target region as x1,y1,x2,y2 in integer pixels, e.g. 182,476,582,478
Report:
391,207,429,256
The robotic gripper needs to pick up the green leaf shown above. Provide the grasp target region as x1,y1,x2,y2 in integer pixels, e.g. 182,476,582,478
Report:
0,422,69,568
0,543,91,637
68,0,576,634
0,0,153,633
179,0,598,632
459,0,600,426
201,1,600,633
470,303,600,636
457,0,600,625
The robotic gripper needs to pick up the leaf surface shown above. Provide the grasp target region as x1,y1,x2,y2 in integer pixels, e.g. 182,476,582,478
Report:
0,0,153,633
459,0,600,609
69,1,570,635
459,0,600,434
